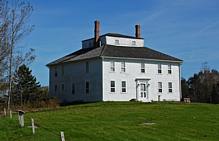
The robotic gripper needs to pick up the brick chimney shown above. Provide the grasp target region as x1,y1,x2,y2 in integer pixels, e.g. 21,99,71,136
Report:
135,24,141,38
94,20,100,47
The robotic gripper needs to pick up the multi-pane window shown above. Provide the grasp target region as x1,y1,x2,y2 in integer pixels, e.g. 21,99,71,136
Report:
141,63,145,73
168,82,173,93
158,82,162,93
72,83,75,95
110,81,115,92
132,41,136,46
110,61,115,72
86,61,89,73
168,64,172,74
121,62,126,72
158,64,162,74
85,81,89,94
115,39,119,45
121,81,126,93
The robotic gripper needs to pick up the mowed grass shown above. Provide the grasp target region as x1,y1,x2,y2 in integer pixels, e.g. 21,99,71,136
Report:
1,102,219,141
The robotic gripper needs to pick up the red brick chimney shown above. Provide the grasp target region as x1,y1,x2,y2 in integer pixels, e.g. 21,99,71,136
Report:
135,24,141,38
94,20,100,47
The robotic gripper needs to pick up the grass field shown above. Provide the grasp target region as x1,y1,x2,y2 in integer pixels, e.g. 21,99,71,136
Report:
1,102,219,141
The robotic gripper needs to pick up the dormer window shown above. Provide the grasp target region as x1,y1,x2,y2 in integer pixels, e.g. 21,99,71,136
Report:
132,41,136,46
115,39,119,45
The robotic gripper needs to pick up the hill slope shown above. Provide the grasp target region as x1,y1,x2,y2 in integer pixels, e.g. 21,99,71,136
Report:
1,102,219,141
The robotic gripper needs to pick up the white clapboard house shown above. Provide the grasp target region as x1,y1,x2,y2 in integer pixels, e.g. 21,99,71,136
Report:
47,21,183,103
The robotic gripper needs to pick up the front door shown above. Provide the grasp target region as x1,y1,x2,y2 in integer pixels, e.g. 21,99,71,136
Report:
136,79,150,102
140,83,147,99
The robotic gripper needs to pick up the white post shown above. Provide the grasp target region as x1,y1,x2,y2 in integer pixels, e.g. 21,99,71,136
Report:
18,110,25,127
31,118,35,134
4,108,6,116
18,113,21,125
60,131,65,141
21,115,24,127
9,110,12,119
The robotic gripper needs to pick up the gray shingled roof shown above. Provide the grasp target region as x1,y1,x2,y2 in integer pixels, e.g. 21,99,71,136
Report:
47,45,182,66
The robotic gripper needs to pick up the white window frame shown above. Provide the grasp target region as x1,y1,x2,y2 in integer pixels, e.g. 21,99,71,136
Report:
110,81,115,93
121,62,126,72
110,61,115,72
132,41,136,46
158,64,162,74
168,82,173,93
168,64,172,74
121,81,127,93
141,63,145,73
158,82,162,93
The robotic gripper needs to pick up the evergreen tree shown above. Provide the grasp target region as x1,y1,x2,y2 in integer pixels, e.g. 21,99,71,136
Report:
12,64,40,106
181,78,189,100
212,83,219,104
186,69,219,103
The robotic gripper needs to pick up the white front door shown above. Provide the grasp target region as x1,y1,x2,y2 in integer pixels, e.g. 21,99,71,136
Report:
140,83,147,99
136,79,150,102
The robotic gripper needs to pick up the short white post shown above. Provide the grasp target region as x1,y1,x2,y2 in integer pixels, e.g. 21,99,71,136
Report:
4,108,6,116
18,110,25,127
60,131,65,141
9,110,12,119
20,115,24,127
31,118,35,134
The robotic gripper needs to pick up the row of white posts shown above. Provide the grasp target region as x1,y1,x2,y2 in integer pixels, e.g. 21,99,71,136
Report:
3,108,12,119
3,108,66,141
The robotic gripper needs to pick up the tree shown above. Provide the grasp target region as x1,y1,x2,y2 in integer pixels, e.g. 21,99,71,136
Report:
185,69,219,103
211,82,219,104
12,64,40,107
0,0,35,110
181,78,189,100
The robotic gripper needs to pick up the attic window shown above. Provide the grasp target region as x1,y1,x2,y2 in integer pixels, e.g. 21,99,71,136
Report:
115,40,119,45
132,41,136,46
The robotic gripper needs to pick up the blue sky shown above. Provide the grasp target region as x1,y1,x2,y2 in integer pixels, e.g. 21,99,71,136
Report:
19,0,219,86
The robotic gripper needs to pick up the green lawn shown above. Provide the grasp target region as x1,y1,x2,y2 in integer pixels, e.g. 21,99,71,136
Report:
1,102,219,141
